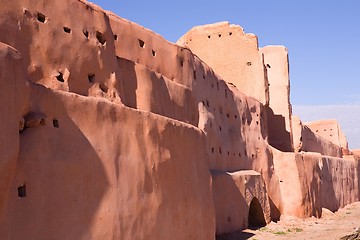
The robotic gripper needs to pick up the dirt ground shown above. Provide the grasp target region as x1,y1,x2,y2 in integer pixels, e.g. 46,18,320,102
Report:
218,201,360,240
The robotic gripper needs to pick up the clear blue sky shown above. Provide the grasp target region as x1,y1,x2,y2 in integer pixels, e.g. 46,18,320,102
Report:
90,0,360,106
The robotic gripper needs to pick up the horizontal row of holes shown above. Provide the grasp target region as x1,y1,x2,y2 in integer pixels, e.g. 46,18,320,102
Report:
31,11,110,46
210,147,256,159
138,39,156,57
207,32,232,39
54,70,108,93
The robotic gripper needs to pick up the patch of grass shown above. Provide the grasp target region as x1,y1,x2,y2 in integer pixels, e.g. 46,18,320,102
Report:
295,227,303,232
258,227,268,232
346,211,352,215
274,231,287,235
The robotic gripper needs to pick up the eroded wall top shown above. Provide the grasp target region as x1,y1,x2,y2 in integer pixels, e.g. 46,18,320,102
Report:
177,22,269,105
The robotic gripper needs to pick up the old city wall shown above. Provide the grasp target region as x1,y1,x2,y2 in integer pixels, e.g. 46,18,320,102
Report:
0,0,359,238
0,45,216,239
0,0,280,238
108,12,282,225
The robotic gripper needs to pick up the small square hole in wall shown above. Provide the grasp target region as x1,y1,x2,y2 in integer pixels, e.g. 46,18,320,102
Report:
152,50,156,56
138,39,145,48
114,34,118,41
247,62,252,66
96,31,106,45
37,12,46,23
18,184,26,198
56,72,64,82
88,74,95,83
63,26,71,33
53,119,59,128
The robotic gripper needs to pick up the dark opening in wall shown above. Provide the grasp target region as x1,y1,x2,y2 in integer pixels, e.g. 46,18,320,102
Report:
208,35,211,39
227,151,230,156
18,184,26,198
114,34,118,41
235,115,238,119
266,64,271,68
37,12,46,23
99,83,108,93
56,72,64,82
226,113,230,118
53,119,59,128
212,147,214,153
83,29,89,38
256,121,259,125
152,50,156,57
88,74,95,83
203,75,205,79
138,39,145,48
247,61,252,66
229,32,233,36
193,71,196,79
239,153,241,157
180,60,183,67
219,147,222,154
205,100,210,107
219,126,222,132
96,31,106,45
218,34,221,37
248,197,266,229
63,26,71,33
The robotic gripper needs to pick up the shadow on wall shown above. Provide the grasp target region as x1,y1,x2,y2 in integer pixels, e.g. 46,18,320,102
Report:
0,85,109,240
266,106,292,152
117,57,137,108
268,196,281,222
295,153,322,218
320,158,338,212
